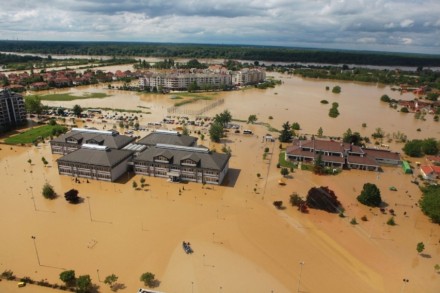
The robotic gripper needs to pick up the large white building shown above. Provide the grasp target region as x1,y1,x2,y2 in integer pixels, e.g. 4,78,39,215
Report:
139,68,265,90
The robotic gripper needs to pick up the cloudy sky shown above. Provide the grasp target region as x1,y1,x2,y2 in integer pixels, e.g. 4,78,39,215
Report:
0,0,439,54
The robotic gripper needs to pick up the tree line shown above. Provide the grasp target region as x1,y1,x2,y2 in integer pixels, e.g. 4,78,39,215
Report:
1,40,440,66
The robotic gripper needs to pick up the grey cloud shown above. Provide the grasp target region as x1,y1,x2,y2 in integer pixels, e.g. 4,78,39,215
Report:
0,0,438,54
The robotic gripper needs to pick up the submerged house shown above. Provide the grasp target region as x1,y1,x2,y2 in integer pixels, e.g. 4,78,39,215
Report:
286,138,401,171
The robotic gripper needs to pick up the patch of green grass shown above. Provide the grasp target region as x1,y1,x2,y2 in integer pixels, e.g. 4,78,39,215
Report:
170,96,183,100
5,125,66,144
278,152,298,169
30,92,110,101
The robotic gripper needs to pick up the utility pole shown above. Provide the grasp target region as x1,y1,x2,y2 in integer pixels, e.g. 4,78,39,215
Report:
31,236,41,266
297,261,304,293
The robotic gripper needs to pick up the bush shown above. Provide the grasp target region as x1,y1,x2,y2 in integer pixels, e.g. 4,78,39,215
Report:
350,218,358,225
273,201,283,209
332,86,341,93
59,270,76,287
42,183,56,199
380,95,391,103
357,183,382,207
361,215,368,221
320,100,329,104
400,107,409,113
140,272,156,287
387,217,396,226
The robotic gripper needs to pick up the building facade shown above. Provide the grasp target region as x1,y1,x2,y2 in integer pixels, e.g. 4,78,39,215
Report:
0,89,27,130
139,68,265,91
57,144,134,182
133,144,230,185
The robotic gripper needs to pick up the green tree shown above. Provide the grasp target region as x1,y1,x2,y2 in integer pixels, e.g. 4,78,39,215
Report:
140,272,156,287
403,139,424,157
357,183,382,207
380,95,391,102
422,138,439,155
372,127,385,139
400,107,409,113
317,127,323,137
42,182,56,199
188,81,199,92
291,122,301,130
182,126,189,136
343,128,363,146
140,177,146,187
426,93,439,101
247,114,257,124
25,96,43,116
73,104,83,117
213,110,232,127
209,122,224,143
104,274,118,289
332,86,341,93
279,121,292,142
132,181,138,189
281,168,289,177
416,242,425,254
76,275,92,293
313,154,324,174
27,159,32,165
419,185,440,223
41,156,48,167
59,270,76,287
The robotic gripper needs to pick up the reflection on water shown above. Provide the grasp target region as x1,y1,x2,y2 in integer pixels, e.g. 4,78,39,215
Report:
35,72,437,141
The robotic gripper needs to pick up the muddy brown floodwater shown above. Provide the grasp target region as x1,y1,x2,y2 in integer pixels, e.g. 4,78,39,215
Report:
1,72,439,293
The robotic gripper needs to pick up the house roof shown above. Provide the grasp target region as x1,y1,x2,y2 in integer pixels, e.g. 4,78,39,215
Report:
57,148,133,168
347,155,379,167
51,130,135,149
426,156,440,163
135,146,230,171
363,148,401,161
421,165,440,175
137,132,198,147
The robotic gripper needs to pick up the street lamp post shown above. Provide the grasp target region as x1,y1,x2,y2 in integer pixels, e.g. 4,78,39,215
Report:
297,261,304,293
96,269,101,282
31,236,41,266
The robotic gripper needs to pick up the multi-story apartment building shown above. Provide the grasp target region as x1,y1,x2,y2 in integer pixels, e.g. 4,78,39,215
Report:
139,67,265,90
0,89,27,131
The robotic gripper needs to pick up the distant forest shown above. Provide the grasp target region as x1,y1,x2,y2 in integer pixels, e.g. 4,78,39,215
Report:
1,41,440,67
